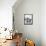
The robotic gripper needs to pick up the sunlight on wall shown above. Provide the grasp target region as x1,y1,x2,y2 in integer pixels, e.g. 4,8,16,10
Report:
0,0,17,30
0,8,12,30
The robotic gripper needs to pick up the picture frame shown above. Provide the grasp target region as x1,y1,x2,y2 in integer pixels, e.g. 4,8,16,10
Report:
24,14,33,25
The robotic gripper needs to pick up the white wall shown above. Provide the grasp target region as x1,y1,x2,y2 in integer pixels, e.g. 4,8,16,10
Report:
0,0,16,30
41,0,46,46
13,0,41,46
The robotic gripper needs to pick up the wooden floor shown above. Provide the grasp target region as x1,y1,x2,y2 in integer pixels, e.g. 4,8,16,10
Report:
0,39,16,46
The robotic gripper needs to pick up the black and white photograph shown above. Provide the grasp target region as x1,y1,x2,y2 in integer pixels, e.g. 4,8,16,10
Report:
24,14,33,25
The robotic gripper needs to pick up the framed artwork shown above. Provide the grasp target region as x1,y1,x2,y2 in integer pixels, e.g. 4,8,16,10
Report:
24,14,33,25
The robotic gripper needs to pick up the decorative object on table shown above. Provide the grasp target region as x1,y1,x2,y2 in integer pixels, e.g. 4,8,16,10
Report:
24,14,33,25
13,33,23,46
25,40,35,46
6,29,13,40
4,28,7,31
